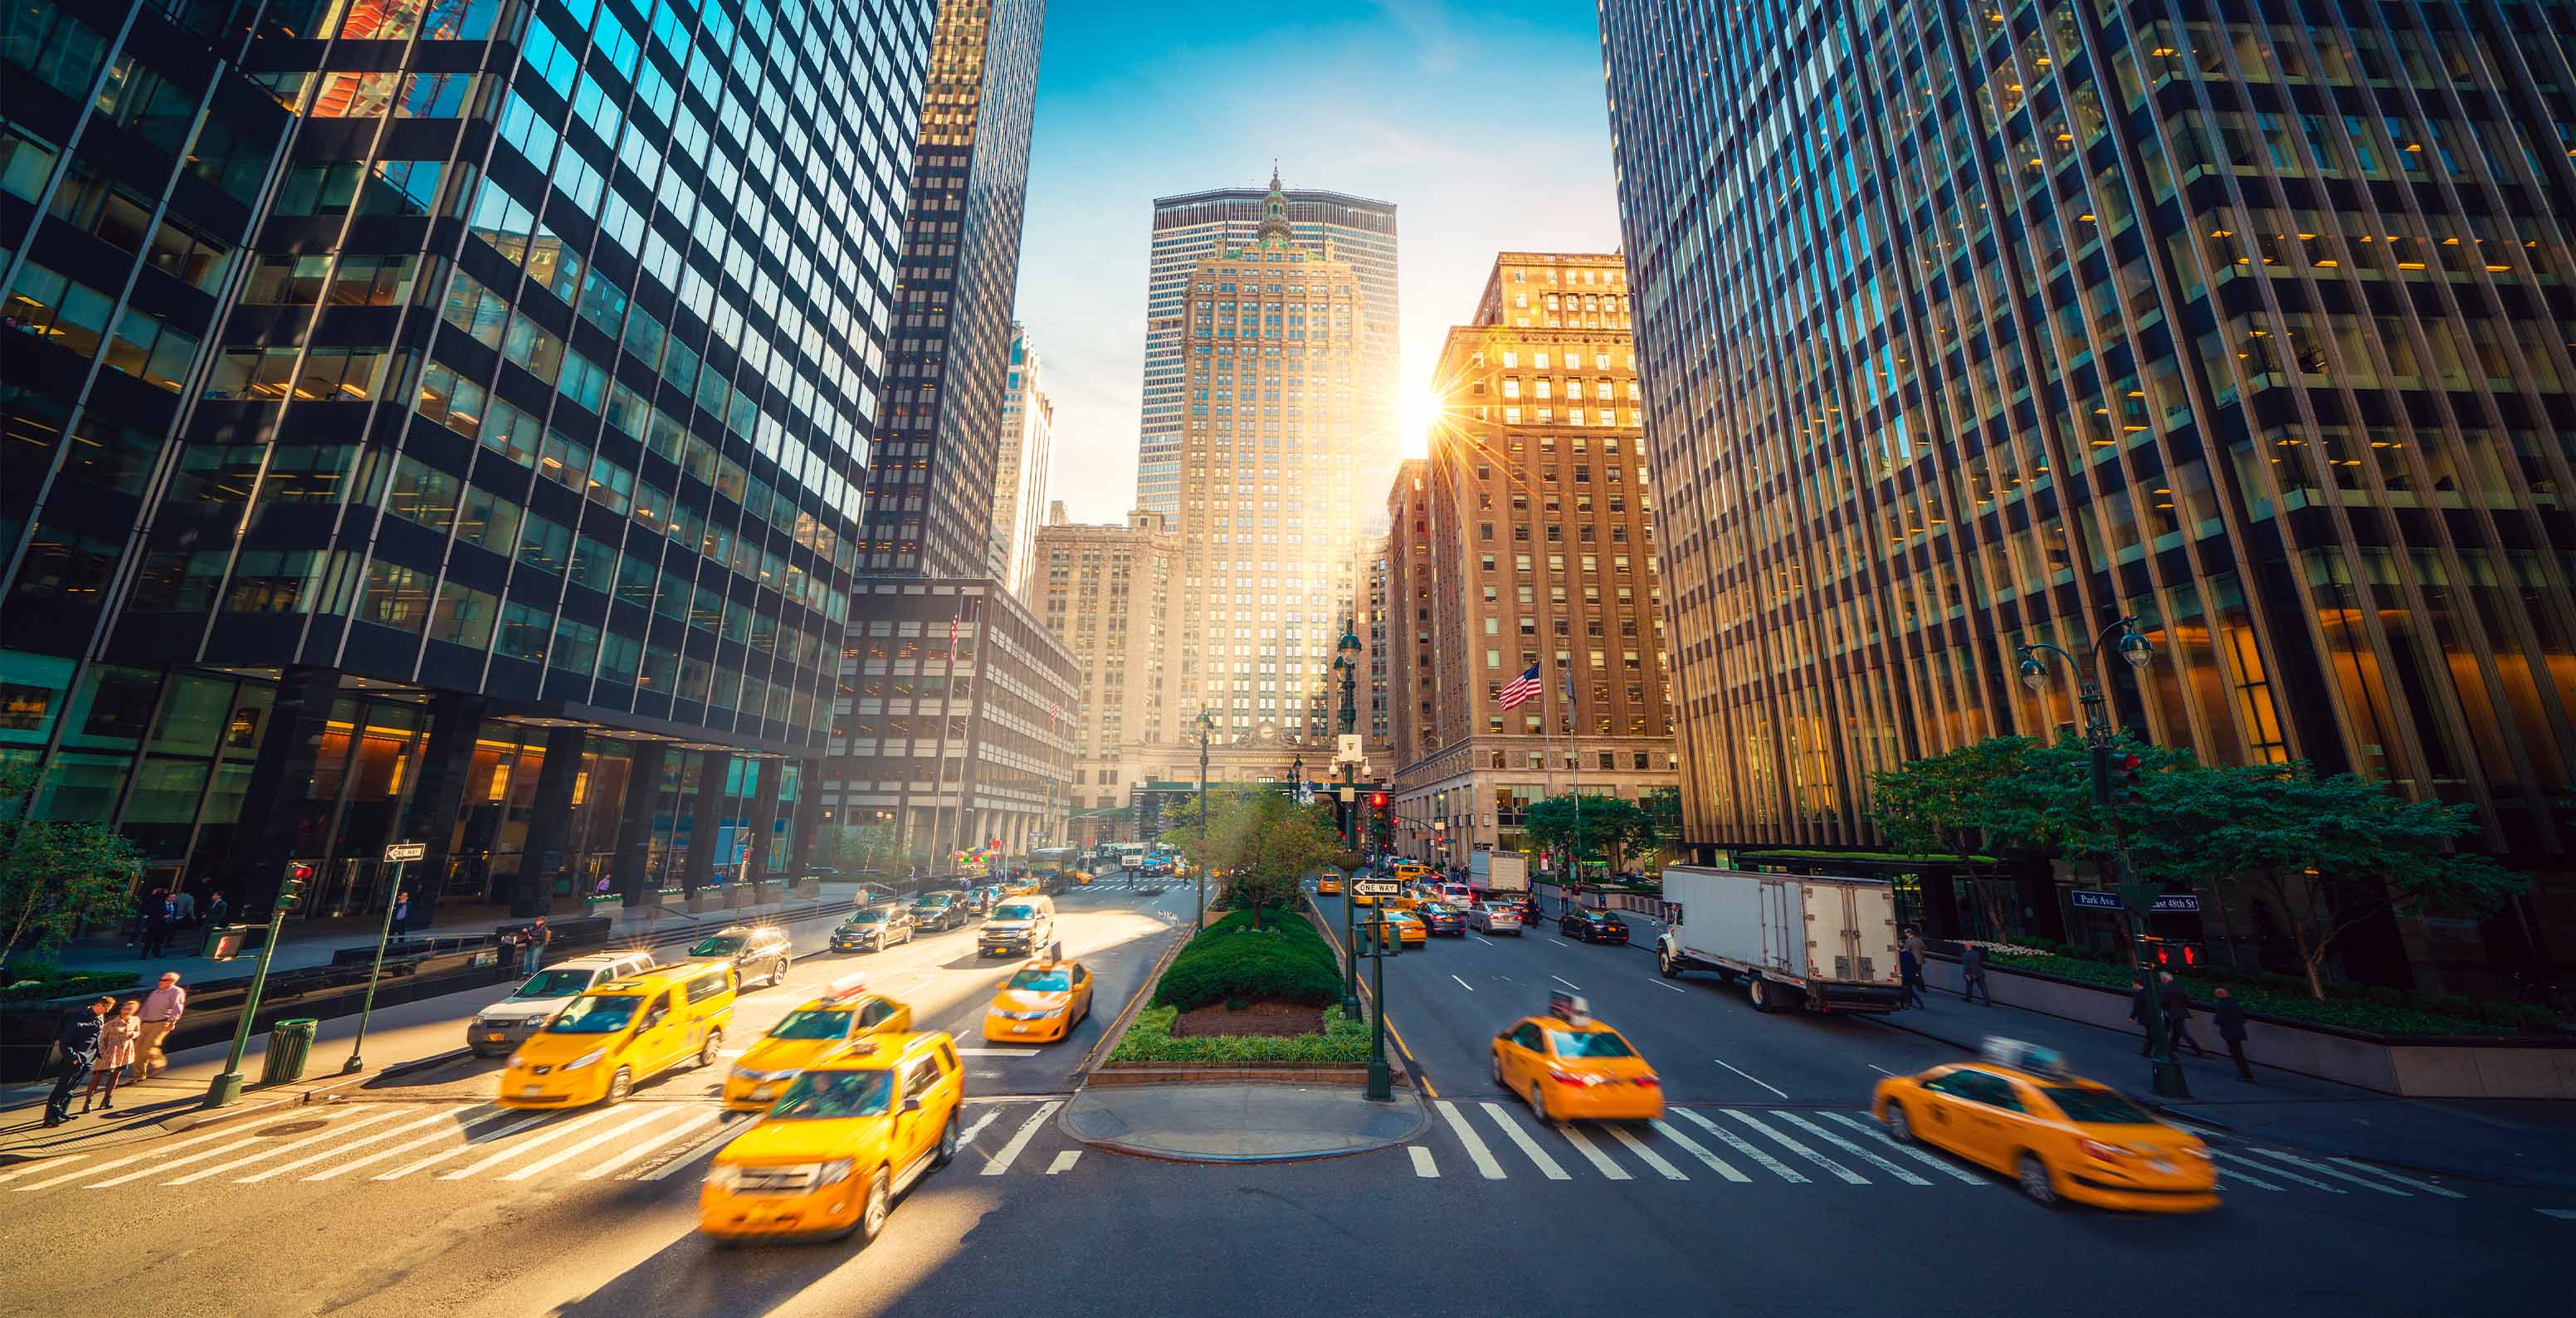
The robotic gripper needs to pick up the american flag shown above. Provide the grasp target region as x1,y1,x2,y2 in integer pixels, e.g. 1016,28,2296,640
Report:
1499,661,1542,710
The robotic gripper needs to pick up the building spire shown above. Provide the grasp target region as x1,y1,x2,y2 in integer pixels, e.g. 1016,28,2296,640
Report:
1258,164,1291,247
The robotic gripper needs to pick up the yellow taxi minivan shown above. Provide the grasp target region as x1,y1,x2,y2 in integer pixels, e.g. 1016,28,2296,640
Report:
722,973,914,1112
500,961,736,1109
699,1031,967,1246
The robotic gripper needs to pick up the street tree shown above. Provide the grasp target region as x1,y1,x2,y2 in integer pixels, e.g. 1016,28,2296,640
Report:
0,760,147,977
1641,785,1685,856
1171,787,1339,930
2130,761,2525,1000
1523,793,1660,876
1869,736,2041,937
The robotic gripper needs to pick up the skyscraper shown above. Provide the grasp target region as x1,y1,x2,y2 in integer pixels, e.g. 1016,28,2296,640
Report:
1599,1,2574,992
1034,506,1184,835
1,0,934,921
988,322,1055,598
1138,178,1397,527
860,0,1045,578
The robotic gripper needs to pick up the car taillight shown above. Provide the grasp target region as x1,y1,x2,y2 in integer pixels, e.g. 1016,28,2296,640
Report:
1629,1075,1661,1089
1549,1069,1598,1086
2078,1139,2125,1162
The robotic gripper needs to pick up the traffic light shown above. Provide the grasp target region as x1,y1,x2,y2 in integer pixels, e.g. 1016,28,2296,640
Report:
1370,792,1388,810
2113,751,2145,803
279,861,315,910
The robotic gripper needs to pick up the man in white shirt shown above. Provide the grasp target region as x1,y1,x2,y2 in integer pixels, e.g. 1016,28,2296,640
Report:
135,972,187,1081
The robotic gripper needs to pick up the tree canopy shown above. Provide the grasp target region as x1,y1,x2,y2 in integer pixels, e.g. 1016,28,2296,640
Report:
1164,786,1340,929
1524,793,1661,875
2,760,147,976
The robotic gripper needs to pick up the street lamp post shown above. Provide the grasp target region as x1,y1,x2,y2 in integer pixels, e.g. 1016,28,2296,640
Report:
2017,615,2188,1099
1195,709,1213,934
1335,618,1361,852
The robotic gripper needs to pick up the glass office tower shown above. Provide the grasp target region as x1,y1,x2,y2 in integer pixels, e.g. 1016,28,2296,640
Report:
2,0,931,920
1599,0,2573,993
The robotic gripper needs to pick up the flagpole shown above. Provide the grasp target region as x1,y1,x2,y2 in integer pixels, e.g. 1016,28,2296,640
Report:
1535,661,1554,881
1566,666,1583,891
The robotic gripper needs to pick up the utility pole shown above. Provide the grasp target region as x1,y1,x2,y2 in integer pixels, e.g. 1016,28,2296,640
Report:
1194,709,1213,934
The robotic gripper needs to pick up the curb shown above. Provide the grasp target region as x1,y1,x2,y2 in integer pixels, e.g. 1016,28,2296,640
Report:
159,1045,475,1133
1304,892,1431,1092
1073,915,1195,1082
1061,1085,1432,1165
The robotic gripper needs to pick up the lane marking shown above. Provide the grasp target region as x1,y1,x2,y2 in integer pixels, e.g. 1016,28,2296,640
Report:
504,1109,667,1181
957,1108,1004,1146
1722,1110,1865,1184
2163,1116,2225,1138
1044,1150,1081,1175
377,1113,551,1179
1774,1111,1929,1184
309,1109,515,1180
1549,975,1582,991
2210,1149,2343,1193
1647,1118,1750,1181
578,1111,720,1179
1817,1111,1984,1184
980,1100,1061,1175
1476,1101,1569,1179
1434,1101,1505,1179
957,1048,1041,1057
2252,1149,2411,1196
1450,974,1475,992
2215,1167,2285,1192
440,1109,617,1179
239,1107,485,1183
1408,1145,1440,1179
1643,976,1686,993
1711,1057,1788,1099
1470,935,1495,947
1608,1124,1689,1180
2538,1208,2576,1219
1866,1064,1900,1076
2324,1156,2466,1199
1557,1123,1631,1179
0,1156,80,1184
87,1135,264,1189
637,1125,729,1180
1670,1108,1807,1182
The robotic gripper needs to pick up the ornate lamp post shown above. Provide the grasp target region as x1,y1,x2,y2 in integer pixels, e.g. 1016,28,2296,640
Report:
1194,708,1213,933
1335,618,1361,852
2015,615,2186,1098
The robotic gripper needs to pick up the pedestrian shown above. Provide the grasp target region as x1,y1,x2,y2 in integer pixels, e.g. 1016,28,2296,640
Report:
1896,940,1927,1008
2128,979,2154,1055
2160,970,2207,1057
170,886,198,927
1960,942,1993,1006
391,889,411,933
85,999,142,1112
44,998,111,1127
2213,987,2255,1081
138,888,176,958
206,891,228,927
521,915,552,975
134,970,187,1081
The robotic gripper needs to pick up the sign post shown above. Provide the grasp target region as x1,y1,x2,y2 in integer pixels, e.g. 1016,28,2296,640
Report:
342,841,426,1074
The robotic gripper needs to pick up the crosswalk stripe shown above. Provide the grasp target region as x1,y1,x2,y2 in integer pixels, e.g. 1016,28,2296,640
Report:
167,1108,417,1184
13,1128,241,1192
1722,1111,1866,1184
957,1108,1003,1148
1046,1150,1082,1175
1408,1146,1440,1178
242,1109,486,1182
1647,1119,1749,1182
1774,1111,1929,1185
2250,1149,2410,1196
440,1110,617,1180
2211,1149,2343,1193
1476,1101,1569,1179
637,1125,730,1181
2215,1167,2285,1191
2323,1157,2466,1199
1556,1125,1630,1179
2539,1208,2576,1220
1435,1101,1505,1179
1672,1107,1807,1183
503,1110,668,1181
88,1135,263,1189
378,1113,552,1179
581,1111,720,1179
979,1100,1060,1175
1607,1125,1689,1180
306,1110,516,1180
1816,1111,1986,1184
0,1156,81,1184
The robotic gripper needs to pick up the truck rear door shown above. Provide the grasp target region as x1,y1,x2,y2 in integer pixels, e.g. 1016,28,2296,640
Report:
1844,883,1898,984
1758,878,1799,976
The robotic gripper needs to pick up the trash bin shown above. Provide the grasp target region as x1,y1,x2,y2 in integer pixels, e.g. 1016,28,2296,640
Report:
259,1018,318,1085
201,923,254,961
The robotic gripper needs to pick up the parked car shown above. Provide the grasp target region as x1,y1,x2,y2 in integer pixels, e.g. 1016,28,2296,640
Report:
830,906,916,953
1558,909,1630,944
910,890,970,932
1467,902,1524,935
467,949,660,1057
690,925,796,987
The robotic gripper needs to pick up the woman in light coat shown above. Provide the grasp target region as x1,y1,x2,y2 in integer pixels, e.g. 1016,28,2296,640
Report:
85,999,142,1112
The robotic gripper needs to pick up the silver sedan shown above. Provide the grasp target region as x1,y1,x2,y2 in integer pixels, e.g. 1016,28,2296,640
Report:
1467,902,1525,935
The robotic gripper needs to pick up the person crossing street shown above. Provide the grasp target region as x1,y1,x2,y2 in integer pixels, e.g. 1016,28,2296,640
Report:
134,972,187,1081
43,998,111,1127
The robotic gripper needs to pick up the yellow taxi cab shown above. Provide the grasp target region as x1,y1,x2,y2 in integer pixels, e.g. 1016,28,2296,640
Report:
980,948,1095,1043
1490,993,1663,1123
1872,1038,2217,1211
1317,875,1343,896
1005,877,1042,896
500,961,735,1109
1393,862,1431,886
1373,909,1428,947
1073,869,1094,886
721,973,913,1111
699,1031,966,1246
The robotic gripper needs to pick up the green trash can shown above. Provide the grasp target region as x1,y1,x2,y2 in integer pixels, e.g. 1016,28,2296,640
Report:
259,1018,318,1085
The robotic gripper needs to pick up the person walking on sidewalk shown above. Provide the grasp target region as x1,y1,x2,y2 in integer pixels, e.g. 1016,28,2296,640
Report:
84,1000,141,1113
1959,942,1993,1006
1897,926,1930,1008
44,998,111,1127
138,889,176,959
2159,970,2207,1057
206,891,228,927
171,886,197,927
134,971,187,1081
2129,979,2153,1055
520,915,553,975
391,889,411,934
2213,987,2254,1081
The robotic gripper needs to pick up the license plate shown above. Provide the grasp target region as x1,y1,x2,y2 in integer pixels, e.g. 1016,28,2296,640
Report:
486,1032,507,1042
521,1084,545,1096
1010,1024,1029,1033
2149,1159,2176,1174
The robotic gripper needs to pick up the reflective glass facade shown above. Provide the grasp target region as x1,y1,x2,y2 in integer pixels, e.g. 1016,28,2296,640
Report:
1601,0,2574,992
2,0,931,919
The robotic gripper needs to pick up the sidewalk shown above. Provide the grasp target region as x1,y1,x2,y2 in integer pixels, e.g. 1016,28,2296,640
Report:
1060,1083,1427,1162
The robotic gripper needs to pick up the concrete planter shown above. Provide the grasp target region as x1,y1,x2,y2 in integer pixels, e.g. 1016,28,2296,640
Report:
1925,956,2576,1099
1090,1062,1386,1087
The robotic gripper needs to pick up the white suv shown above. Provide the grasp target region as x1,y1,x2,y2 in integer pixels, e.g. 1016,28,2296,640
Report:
466,949,657,1057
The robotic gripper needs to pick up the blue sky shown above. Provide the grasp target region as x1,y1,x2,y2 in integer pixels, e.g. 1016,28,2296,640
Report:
1012,0,1621,522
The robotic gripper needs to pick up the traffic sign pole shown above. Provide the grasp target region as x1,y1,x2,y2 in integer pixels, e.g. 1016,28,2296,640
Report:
343,842,422,1074
203,864,305,1109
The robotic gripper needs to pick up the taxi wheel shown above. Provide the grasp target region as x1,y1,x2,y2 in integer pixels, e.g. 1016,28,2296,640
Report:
1885,1103,1915,1144
606,1067,633,1106
931,1113,959,1168
856,1168,893,1244
1528,1081,1554,1125
2017,1153,2060,1207
696,1029,723,1069
1489,1052,1505,1086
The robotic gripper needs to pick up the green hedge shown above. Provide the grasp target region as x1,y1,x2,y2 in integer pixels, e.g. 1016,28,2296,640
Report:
1984,946,2559,1036
1108,1004,1370,1064
1150,906,1341,1011
1,969,144,1004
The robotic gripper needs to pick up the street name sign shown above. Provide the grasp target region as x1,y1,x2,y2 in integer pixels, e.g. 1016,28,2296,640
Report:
2069,890,2123,911
383,841,429,863
2150,894,2202,913
1351,879,1403,897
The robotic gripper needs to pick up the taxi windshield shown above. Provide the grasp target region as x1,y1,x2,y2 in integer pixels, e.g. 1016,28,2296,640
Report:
1548,1029,1635,1058
513,969,595,998
993,904,1039,921
1007,969,1071,993
690,935,744,956
768,1069,895,1119
546,995,642,1033
767,1008,856,1040
2044,1086,2156,1125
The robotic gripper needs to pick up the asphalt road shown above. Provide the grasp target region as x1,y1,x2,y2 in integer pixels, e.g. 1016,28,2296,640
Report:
2,881,2564,1316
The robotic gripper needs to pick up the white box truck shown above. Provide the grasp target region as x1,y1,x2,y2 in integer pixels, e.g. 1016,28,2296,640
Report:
1468,850,1528,897
1653,866,1905,1013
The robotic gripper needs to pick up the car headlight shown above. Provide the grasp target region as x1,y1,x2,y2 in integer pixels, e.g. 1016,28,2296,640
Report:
1041,1007,1066,1018
563,1047,607,1071
812,1159,854,1186
731,1067,793,1082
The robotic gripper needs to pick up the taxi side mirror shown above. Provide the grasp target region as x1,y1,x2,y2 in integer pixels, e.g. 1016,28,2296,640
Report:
901,1096,923,1114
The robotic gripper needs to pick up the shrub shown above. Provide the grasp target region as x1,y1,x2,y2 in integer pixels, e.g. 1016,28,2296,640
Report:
1153,912,1341,1012
0,969,143,1003
1108,1005,1370,1065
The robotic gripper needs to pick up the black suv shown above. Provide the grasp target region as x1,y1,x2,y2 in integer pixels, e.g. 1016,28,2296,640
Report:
910,890,970,931
1558,909,1630,945
830,906,916,953
689,924,794,987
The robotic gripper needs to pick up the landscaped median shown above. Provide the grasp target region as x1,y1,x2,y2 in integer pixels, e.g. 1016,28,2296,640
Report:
1093,905,1373,1081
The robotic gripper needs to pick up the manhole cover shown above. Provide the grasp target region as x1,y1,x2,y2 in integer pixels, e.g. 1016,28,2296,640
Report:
254,1119,330,1137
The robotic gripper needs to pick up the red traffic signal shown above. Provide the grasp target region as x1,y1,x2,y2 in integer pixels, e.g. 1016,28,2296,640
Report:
1370,792,1388,809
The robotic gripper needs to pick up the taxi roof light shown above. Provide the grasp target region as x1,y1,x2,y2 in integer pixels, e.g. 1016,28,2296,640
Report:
824,972,870,1001
1981,1035,2071,1078
1548,990,1591,1027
